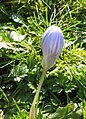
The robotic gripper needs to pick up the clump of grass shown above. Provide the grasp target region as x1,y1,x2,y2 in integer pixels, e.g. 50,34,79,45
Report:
0,0,86,119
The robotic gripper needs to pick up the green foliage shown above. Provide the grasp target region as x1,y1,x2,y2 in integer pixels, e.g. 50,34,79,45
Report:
0,0,86,119
48,103,82,119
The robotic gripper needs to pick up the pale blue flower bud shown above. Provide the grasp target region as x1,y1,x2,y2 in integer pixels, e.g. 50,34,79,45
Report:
42,25,64,70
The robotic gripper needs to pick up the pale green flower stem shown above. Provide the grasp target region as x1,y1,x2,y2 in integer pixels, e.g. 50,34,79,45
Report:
29,68,47,119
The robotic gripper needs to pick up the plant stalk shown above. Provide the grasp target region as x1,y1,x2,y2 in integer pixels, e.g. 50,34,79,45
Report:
29,68,47,119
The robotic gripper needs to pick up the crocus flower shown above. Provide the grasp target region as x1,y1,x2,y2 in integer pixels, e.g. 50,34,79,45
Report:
42,25,64,70
29,25,64,119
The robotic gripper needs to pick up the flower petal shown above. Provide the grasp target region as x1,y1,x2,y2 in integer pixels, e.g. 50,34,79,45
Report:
42,25,64,70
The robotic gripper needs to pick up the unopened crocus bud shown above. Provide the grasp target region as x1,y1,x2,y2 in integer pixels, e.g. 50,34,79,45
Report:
42,25,64,70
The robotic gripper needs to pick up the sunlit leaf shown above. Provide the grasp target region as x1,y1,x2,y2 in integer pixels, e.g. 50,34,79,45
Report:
10,31,26,41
